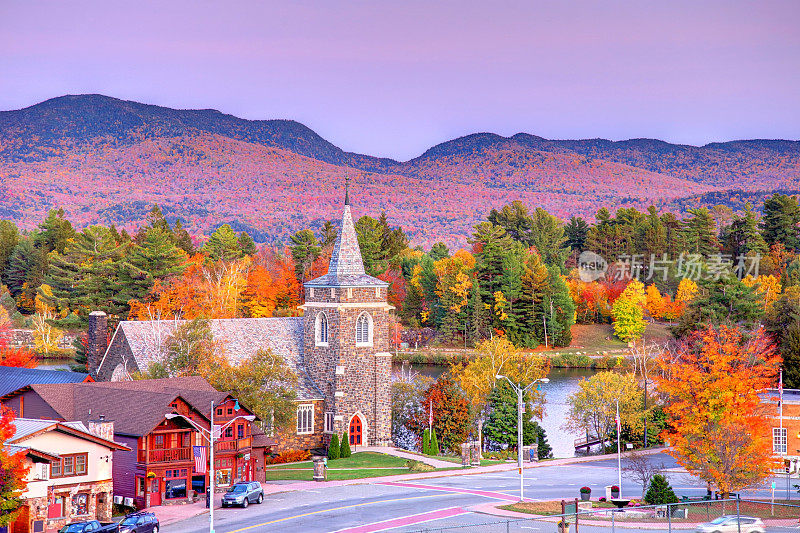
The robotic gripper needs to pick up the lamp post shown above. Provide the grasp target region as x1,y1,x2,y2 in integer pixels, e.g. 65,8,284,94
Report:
495,375,549,502
166,400,255,533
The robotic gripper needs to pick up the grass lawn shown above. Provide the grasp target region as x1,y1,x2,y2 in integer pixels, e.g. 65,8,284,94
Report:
262,452,459,481
430,455,504,466
545,322,673,357
501,500,617,516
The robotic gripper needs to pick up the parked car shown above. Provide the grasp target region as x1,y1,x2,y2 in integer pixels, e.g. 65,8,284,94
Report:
118,511,160,533
58,521,118,533
222,481,264,508
695,515,765,533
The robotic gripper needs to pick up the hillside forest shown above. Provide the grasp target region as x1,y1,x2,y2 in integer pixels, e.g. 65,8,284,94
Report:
1,193,799,386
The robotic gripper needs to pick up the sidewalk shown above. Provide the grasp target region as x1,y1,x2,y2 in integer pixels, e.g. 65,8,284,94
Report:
146,447,669,526
359,446,460,468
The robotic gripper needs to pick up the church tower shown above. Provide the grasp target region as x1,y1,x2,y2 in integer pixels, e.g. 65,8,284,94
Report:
301,181,393,447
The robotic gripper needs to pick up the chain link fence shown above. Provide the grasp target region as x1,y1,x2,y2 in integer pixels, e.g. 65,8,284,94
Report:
405,498,800,532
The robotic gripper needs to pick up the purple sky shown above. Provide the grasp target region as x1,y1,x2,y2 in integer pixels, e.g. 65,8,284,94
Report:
1,1,798,160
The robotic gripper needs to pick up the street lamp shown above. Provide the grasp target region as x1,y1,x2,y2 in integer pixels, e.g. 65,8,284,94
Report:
495,374,550,502
166,400,255,533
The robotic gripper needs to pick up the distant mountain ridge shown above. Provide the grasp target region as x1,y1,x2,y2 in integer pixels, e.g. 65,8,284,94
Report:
0,94,798,246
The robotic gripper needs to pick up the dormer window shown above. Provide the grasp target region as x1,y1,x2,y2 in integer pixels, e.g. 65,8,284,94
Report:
316,312,329,346
310,287,315,298
356,312,373,346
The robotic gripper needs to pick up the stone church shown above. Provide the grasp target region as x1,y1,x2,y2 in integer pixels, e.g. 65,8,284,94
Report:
90,192,393,450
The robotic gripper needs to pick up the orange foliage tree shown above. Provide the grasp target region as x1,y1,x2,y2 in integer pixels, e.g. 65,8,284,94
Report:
0,322,36,368
0,405,30,526
656,325,780,497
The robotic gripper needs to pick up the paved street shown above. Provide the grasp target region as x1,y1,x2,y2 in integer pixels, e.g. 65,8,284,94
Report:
163,453,800,533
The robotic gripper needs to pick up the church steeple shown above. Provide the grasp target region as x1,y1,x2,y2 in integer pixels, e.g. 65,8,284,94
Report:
304,178,387,288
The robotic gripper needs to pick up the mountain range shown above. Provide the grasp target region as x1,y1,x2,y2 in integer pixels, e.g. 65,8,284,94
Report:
1,94,799,247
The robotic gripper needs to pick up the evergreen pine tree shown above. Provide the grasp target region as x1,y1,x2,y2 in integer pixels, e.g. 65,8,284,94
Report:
469,277,491,345
238,231,257,256
761,194,800,251
423,429,430,455
173,220,195,256
69,335,89,373
644,474,679,505
5,239,46,298
0,220,20,285
33,208,75,254
564,216,589,253
289,229,321,281
320,221,337,248
674,275,764,337
339,432,351,458
203,224,242,261
136,205,173,243
127,226,186,292
328,434,340,460
430,428,440,456
682,208,721,256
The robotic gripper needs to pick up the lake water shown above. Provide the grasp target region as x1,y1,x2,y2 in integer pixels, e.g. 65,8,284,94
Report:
392,362,596,458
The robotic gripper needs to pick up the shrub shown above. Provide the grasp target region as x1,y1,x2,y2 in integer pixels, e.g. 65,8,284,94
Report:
266,449,311,465
328,434,340,460
430,428,440,455
580,486,591,494
406,460,434,473
423,429,430,455
644,474,679,505
339,432,351,458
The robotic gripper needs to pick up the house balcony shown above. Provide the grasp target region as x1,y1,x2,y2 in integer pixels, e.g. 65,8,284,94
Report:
138,447,192,463
214,437,252,453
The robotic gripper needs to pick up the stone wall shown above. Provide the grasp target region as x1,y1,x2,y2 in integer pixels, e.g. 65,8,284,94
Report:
24,479,113,533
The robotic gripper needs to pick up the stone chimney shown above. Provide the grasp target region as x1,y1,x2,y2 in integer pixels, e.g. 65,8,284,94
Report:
88,415,115,442
87,311,108,378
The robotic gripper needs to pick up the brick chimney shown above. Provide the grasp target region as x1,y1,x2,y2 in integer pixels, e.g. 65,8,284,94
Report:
87,311,108,378
88,415,115,442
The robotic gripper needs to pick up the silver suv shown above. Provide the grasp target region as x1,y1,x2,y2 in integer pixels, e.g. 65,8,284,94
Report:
221,482,264,508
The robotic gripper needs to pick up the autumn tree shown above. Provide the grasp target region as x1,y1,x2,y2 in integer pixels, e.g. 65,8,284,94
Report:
673,275,764,338
410,375,471,454
32,285,64,356
434,249,474,342
566,371,645,451
0,405,29,527
656,325,780,498
205,349,298,431
645,284,665,319
241,265,278,318
612,280,647,342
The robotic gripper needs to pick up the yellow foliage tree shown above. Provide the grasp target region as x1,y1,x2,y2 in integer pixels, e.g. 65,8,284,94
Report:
675,278,699,305
32,285,64,356
611,280,646,342
742,275,781,312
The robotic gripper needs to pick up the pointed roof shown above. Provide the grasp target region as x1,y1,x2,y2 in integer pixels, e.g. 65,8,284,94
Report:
305,190,387,288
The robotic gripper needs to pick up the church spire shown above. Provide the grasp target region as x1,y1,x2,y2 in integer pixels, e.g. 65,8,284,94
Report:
345,176,351,206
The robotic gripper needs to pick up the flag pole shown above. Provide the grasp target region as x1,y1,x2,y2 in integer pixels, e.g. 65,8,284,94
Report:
616,399,622,498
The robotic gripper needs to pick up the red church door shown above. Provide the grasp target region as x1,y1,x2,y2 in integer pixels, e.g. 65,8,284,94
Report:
349,416,362,447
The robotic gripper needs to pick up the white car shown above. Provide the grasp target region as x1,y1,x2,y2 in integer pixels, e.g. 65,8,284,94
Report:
695,515,765,533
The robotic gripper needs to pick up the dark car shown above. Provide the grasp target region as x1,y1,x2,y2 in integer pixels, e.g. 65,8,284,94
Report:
221,482,264,508
58,521,118,533
118,511,160,533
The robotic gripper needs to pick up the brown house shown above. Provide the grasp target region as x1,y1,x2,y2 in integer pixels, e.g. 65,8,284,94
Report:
89,194,394,459
2,377,259,509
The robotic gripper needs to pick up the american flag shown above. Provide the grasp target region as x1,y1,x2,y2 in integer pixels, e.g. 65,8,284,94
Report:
193,446,207,474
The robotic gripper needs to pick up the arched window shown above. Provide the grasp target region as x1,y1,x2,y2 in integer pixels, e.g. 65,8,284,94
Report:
315,312,328,346
355,312,372,346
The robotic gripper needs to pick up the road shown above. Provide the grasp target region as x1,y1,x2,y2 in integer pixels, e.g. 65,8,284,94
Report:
164,454,800,533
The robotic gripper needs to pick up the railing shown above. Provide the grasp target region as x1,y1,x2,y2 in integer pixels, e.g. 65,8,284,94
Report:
214,437,252,453
574,434,604,449
138,447,192,463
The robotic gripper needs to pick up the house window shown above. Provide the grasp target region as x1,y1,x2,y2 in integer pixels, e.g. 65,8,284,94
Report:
356,312,372,345
225,427,233,438
217,408,223,416
72,493,89,516
297,404,314,434
315,312,329,346
228,408,233,415
324,412,334,434
137,477,145,497
182,432,191,447
165,469,187,500
154,435,165,449
774,427,788,454
50,454,88,478
237,424,244,439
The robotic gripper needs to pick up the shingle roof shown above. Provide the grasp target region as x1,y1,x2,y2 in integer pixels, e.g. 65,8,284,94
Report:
115,318,322,400
7,417,128,451
0,366,89,398
305,205,387,288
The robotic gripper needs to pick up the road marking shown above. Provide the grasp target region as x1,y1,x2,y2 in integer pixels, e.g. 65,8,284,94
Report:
378,481,529,502
225,494,442,532
332,506,468,533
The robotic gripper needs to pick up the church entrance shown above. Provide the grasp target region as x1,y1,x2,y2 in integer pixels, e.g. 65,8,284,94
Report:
349,416,362,446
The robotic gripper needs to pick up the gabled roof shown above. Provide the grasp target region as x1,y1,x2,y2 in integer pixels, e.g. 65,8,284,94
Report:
26,382,225,437
106,318,322,400
7,418,129,451
0,365,91,399
305,204,387,288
